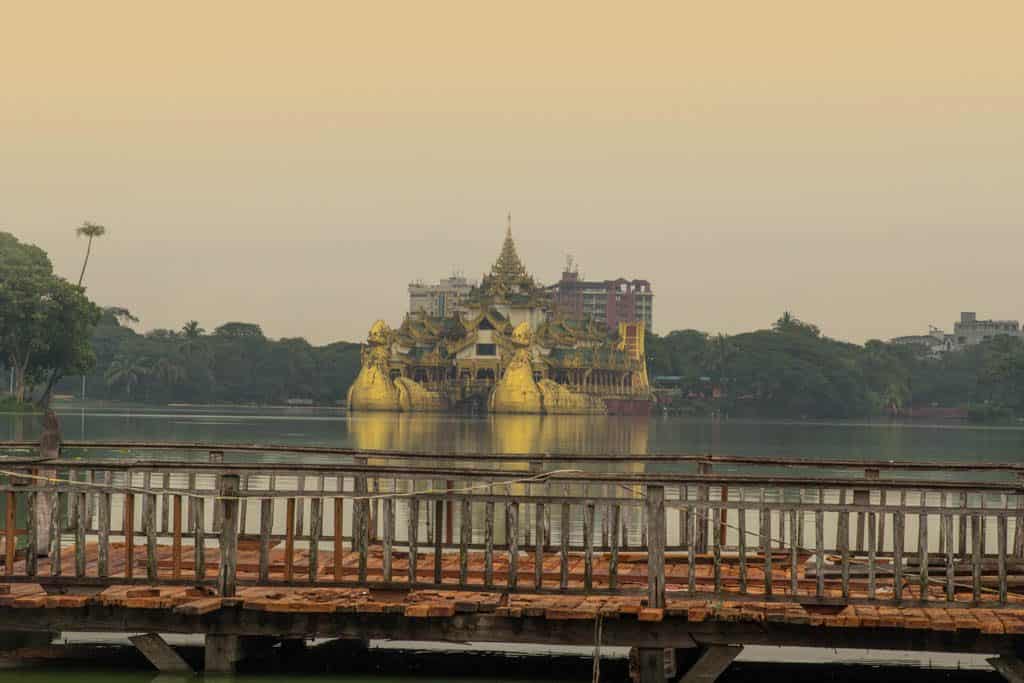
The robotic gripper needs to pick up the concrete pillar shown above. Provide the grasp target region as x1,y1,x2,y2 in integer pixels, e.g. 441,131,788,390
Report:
204,634,241,674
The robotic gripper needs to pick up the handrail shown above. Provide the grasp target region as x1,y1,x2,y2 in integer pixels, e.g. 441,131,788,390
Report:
1,440,1022,473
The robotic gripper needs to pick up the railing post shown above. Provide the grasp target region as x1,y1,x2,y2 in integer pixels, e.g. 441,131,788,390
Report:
646,484,666,609
217,473,240,598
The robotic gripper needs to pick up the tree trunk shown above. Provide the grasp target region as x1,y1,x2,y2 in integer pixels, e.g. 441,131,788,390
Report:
77,237,92,287
39,369,62,409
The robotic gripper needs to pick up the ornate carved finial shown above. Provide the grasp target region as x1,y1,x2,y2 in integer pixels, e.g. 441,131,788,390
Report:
506,210,512,237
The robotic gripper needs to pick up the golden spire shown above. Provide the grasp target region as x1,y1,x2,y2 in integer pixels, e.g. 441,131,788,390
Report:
493,213,528,282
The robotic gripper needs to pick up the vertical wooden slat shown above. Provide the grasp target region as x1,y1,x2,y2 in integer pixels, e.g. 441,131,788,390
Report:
646,485,666,609
97,488,110,578
560,502,570,591
918,504,928,602
187,473,196,533
238,474,248,534
998,513,1008,604
868,511,877,600
815,507,824,598
534,502,544,590
408,497,420,585
760,500,772,597
839,509,850,599
738,498,747,594
679,485,689,549
123,492,133,580
483,499,494,588
295,476,306,536
942,512,954,602
686,504,696,594
172,494,182,580
26,491,37,577
334,496,345,582
75,492,87,577
609,504,621,591
789,508,798,597
5,491,15,575
971,513,982,602
258,498,272,583
217,474,240,597
958,492,968,558
835,489,846,549
378,495,391,583
432,499,443,585
584,502,594,592
145,493,158,582
161,479,170,535
285,497,296,583
193,497,206,580
894,509,905,603
458,498,469,587
712,506,722,593
309,497,322,583
1014,489,1024,559
507,501,519,591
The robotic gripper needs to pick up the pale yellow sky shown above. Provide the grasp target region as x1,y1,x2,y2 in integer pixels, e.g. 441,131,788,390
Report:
2,1,1022,344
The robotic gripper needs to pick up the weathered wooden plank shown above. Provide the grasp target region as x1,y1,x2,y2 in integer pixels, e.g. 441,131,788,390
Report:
309,497,322,583
97,490,110,578
25,490,37,577
130,633,194,674
583,502,594,591
145,493,158,582
258,498,272,583
738,495,748,594
458,498,469,587
712,506,722,593
868,510,877,600
408,497,419,585
789,508,798,597
217,474,240,597
918,507,928,602
972,513,982,602
839,509,850,599
610,504,621,591
334,496,345,582
193,497,206,580
172,495,183,580
646,484,666,609
74,491,87,577
942,511,954,602
432,499,442,585
123,492,133,580
998,513,1008,604
686,504,696,594
761,501,772,597
5,491,16,575
560,502,570,591
534,502,544,590
285,498,296,583
893,509,904,603
382,497,394,584
815,507,824,598
508,501,519,591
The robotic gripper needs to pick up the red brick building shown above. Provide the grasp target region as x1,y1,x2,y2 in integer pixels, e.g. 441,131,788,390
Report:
548,269,653,332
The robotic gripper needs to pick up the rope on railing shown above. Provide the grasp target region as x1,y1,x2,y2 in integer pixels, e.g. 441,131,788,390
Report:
0,467,588,502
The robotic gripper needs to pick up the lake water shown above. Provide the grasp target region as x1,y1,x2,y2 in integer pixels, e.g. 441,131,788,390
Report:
0,404,1018,680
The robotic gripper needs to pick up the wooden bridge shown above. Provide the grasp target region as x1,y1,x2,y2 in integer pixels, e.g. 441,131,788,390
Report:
2,440,1024,681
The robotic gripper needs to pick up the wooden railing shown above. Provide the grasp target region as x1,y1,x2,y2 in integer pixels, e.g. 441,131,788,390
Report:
0,444,1023,608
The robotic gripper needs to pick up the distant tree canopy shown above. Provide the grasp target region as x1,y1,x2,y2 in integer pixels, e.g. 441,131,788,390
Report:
56,312,362,405
646,314,1024,420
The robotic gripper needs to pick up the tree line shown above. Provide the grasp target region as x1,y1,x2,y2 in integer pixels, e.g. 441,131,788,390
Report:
645,313,1024,420
5,229,1024,418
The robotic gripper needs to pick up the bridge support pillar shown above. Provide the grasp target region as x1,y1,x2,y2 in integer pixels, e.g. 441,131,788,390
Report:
674,644,743,682
204,634,241,674
989,654,1024,683
130,633,194,674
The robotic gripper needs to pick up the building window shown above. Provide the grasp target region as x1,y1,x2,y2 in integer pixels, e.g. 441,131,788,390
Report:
476,343,497,356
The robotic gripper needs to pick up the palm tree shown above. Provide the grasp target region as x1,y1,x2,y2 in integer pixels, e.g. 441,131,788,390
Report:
182,321,204,338
105,355,149,400
152,357,186,386
75,221,107,286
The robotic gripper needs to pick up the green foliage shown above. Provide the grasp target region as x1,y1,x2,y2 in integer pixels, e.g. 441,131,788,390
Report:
0,232,101,404
647,313,1024,420
62,313,362,405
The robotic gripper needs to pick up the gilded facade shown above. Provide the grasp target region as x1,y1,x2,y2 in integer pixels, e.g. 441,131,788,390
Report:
347,219,652,414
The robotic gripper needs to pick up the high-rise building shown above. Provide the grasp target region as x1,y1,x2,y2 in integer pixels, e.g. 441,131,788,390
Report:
408,274,475,318
548,267,653,332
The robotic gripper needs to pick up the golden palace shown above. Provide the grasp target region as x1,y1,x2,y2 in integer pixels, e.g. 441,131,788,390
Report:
347,219,651,415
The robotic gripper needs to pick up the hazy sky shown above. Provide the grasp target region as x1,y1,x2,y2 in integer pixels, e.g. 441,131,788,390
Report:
3,2,1022,344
